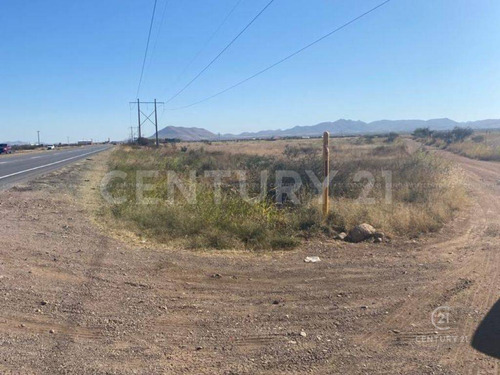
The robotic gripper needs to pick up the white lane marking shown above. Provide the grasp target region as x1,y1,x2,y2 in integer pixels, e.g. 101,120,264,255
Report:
0,148,107,181
29,156,42,159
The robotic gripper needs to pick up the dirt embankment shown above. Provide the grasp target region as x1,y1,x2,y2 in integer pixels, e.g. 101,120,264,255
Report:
0,148,499,374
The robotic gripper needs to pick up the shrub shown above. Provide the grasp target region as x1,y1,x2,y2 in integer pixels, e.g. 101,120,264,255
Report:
386,132,399,143
413,127,432,138
104,142,467,249
137,137,154,146
451,127,473,142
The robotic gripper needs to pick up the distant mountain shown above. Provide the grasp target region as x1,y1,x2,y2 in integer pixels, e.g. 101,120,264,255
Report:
153,126,216,141
223,118,500,139
153,119,500,141
464,119,500,129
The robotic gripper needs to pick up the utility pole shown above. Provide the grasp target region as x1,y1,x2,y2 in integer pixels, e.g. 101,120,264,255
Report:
137,98,141,139
129,99,164,145
130,126,135,142
322,131,330,221
37,131,40,146
154,99,159,147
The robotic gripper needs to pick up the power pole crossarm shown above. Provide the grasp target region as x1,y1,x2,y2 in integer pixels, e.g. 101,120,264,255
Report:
129,100,164,144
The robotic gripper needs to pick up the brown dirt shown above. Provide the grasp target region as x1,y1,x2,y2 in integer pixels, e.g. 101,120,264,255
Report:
0,147,499,374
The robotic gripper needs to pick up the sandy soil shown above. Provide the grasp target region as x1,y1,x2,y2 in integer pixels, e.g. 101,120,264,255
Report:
0,147,499,374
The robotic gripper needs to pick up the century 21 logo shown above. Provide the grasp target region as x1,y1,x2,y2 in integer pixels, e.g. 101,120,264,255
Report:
431,306,451,331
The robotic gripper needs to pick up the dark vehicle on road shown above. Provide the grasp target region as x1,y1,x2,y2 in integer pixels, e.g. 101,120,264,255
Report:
0,143,12,154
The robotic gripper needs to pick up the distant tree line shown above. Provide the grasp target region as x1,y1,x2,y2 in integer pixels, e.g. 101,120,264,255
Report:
413,126,474,144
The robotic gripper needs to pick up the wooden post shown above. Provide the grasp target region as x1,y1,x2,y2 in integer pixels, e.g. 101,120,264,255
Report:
322,131,330,221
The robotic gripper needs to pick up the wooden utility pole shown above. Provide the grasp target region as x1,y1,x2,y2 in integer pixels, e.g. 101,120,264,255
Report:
154,99,159,147
322,131,330,220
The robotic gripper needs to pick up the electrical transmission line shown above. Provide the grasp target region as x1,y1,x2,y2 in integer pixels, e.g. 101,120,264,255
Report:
169,0,391,111
147,0,171,73
164,0,275,105
136,0,159,98
170,0,245,89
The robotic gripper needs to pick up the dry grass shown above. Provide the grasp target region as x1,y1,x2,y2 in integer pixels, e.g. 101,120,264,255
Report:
423,130,500,162
177,139,323,156
102,137,468,249
447,135,500,161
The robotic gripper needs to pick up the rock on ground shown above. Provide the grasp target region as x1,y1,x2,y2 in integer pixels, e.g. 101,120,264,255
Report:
348,223,377,243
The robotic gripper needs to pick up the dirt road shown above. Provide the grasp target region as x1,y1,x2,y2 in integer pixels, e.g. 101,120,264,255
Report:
0,148,498,374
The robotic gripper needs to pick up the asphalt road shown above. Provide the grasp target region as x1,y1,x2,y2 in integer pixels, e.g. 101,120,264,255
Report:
0,145,111,190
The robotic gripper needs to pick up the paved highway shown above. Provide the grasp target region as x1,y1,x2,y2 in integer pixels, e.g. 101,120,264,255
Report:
0,145,111,190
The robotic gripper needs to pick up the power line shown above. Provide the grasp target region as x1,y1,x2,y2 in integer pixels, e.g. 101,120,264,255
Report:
165,0,275,105
157,0,243,125
136,0,159,98
170,0,245,89
169,0,391,111
148,0,171,72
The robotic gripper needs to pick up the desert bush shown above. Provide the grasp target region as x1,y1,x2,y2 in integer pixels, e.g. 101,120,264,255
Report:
363,135,375,144
451,127,473,142
328,152,466,236
413,126,500,160
413,127,432,138
283,145,320,159
137,137,155,146
109,179,310,250
104,141,467,249
385,132,399,143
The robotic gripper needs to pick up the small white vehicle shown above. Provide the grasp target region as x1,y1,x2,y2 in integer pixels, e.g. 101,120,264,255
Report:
47,145,55,150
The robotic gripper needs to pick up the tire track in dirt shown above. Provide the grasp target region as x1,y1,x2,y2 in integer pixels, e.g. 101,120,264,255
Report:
360,216,480,346
1,143,498,374
359,144,500,372
452,187,500,372
432,148,500,371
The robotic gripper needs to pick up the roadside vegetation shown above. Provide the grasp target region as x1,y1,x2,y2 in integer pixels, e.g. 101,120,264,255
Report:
102,136,467,250
413,127,500,161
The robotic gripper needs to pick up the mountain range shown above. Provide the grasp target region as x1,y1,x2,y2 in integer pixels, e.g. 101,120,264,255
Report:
154,126,217,142
151,118,500,141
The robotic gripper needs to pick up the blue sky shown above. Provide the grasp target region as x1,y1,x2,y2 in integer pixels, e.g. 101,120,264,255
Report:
2,0,500,143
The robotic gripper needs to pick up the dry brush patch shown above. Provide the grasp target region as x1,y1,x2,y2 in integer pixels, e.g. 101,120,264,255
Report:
415,128,500,162
101,138,468,250
447,140,500,161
